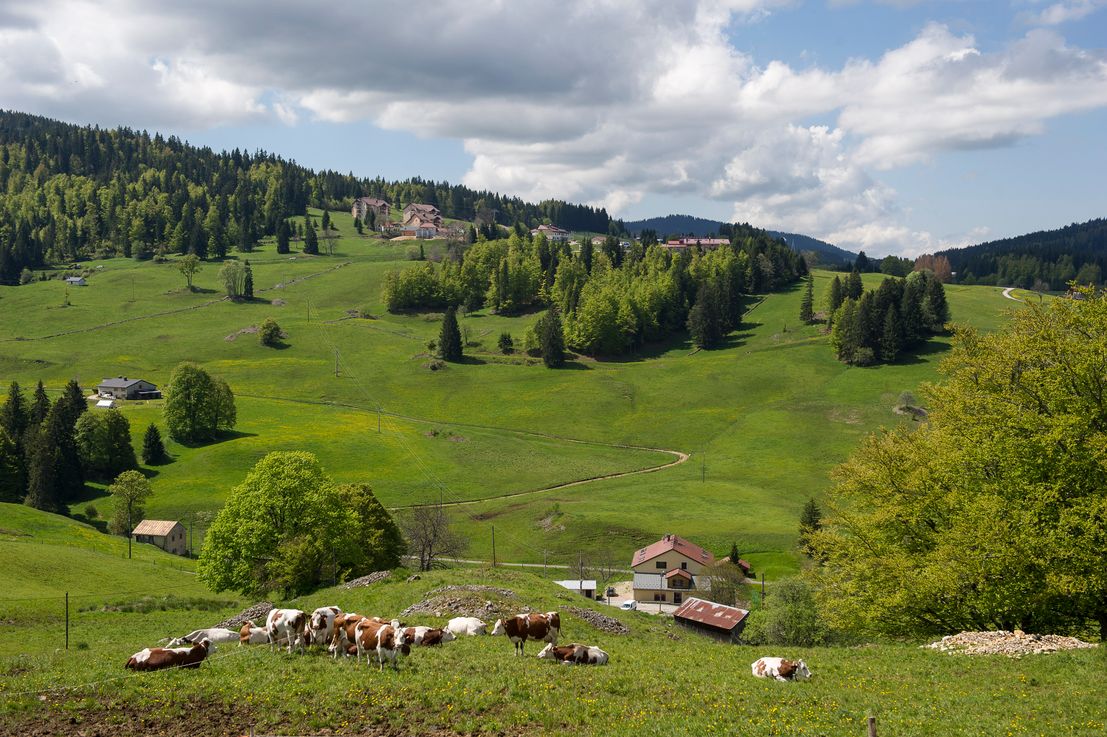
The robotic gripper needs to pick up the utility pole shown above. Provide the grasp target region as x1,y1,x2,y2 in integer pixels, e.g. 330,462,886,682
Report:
543,549,547,574
334,349,339,378
65,592,69,651
377,407,381,433
701,451,706,483
491,525,496,568
127,500,132,560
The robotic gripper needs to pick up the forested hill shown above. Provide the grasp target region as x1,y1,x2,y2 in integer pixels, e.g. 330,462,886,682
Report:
624,214,856,265
934,218,1106,289
0,111,611,281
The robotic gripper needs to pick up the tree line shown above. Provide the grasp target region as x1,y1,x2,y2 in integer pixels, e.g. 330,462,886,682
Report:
0,111,615,283
384,227,806,357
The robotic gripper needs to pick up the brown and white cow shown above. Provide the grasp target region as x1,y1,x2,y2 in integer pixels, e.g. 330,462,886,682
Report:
239,620,269,646
536,642,609,666
751,657,811,681
266,608,307,654
125,638,212,671
402,626,456,647
374,623,409,671
491,612,560,655
305,606,342,648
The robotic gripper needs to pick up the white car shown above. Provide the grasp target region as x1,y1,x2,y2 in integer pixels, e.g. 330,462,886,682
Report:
619,600,637,611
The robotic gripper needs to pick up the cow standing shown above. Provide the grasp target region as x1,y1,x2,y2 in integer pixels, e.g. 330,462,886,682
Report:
375,623,408,671
491,612,560,655
537,642,609,665
329,613,366,659
265,608,307,654
751,657,811,681
126,638,213,672
306,606,342,648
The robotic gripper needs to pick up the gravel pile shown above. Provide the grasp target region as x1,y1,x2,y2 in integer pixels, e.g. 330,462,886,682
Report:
924,630,1098,657
401,585,519,618
565,606,629,635
215,601,273,629
342,570,391,589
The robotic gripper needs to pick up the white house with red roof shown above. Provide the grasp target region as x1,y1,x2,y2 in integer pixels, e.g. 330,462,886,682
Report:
630,533,714,606
530,224,570,242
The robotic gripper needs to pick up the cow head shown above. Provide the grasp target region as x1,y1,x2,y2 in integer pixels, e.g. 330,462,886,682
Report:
536,642,556,660
491,619,506,636
441,629,457,643
196,638,214,654
794,660,811,680
167,637,188,648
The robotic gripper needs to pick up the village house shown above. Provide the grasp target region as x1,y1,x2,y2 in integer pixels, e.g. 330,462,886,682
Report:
661,238,730,252
132,519,187,556
631,533,714,606
351,197,390,222
64,276,87,286
400,217,440,239
673,597,749,642
531,224,570,243
553,579,597,599
96,377,161,400
402,203,443,227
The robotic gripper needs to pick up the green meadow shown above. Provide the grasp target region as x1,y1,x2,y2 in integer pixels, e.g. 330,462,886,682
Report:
0,212,1018,575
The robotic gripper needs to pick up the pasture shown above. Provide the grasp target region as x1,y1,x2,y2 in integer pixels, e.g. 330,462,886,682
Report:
0,568,1102,736
0,211,1020,574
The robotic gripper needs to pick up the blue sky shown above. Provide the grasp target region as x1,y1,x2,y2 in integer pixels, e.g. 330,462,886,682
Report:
2,0,1106,256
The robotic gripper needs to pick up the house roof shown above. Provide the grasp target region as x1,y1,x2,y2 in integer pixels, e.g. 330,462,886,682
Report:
673,597,749,631
404,203,439,213
553,579,597,591
65,276,85,283
663,568,693,580
632,534,714,567
355,197,389,207
132,519,182,537
533,224,569,234
98,377,151,389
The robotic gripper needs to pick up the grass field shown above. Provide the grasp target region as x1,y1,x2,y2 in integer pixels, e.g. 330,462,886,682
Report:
0,212,1020,576
0,568,1102,736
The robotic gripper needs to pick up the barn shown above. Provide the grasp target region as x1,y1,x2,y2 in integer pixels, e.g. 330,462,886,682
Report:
672,597,749,642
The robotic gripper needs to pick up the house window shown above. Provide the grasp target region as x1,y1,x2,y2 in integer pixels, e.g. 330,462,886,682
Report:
655,561,667,569
681,562,687,570
674,593,683,604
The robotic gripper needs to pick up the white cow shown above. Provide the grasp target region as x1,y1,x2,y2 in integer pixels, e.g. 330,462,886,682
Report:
446,616,488,637
239,620,270,646
167,627,239,648
306,606,342,649
751,657,812,681
265,608,307,654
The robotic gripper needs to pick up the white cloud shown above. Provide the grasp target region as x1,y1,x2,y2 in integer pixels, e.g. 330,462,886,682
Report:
1026,0,1106,25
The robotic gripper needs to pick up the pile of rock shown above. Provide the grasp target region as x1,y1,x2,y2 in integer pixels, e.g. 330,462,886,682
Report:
401,585,518,618
215,601,274,629
924,630,1098,657
565,606,629,635
342,570,391,589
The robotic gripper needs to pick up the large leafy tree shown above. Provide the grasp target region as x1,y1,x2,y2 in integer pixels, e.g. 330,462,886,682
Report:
815,288,1107,639
335,483,405,574
75,409,137,480
108,470,152,536
163,363,235,443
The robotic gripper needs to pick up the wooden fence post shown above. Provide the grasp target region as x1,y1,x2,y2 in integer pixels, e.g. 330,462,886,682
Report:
867,715,877,737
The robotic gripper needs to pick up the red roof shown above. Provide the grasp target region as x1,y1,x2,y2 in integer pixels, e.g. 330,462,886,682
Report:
632,534,714,568
663,568,693,580
673,597,749,631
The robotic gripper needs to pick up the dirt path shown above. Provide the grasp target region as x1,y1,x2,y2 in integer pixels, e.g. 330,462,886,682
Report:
1001,287,1022,302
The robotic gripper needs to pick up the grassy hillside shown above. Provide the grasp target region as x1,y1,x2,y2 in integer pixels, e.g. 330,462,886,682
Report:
0,568,1102,736
0,211,1019,576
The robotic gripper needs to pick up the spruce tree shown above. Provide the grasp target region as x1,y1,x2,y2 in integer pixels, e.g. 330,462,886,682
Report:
243,260,254,299
0,381,27,444
827,276,844,318
276,220,291,254
881,305,904,363
354,217,364,235
30,380,50,427
45,400,84,502
321,210,331,233
24,435,62,513
56,379,87,429
799,277,814,323
0,427,24,503
846,268,863,300
729,541,740,563
923,276,950,332
579,239,594,273
142,423,168,465
304,218,319,255
438,306,463,362
798,498,823,556
498,332,514,354
538,305,566,368
830,299,860,363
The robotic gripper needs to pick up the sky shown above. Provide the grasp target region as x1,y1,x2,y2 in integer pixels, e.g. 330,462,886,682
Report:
1,1,1106,257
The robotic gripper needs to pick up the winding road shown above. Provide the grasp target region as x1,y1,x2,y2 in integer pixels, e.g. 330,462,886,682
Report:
1002,287,1022,302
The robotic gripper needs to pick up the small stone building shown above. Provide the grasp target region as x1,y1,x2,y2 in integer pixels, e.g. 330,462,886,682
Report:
132,519,187,556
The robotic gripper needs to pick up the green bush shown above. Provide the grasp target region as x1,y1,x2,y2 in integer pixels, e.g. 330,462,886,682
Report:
739,578,839,646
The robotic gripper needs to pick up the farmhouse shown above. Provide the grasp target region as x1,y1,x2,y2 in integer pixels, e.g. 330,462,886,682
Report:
553,579,597,599
531,224,570,243
631,533,714,605
132,519,187,556
64,276,87,286
401,216,441,239
673,597,749,642
351,197,390,222
402,203,443,227
661,238,730,251
97,377,161,400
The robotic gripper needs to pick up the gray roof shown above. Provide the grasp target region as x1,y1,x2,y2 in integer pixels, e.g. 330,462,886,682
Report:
98,377,151,389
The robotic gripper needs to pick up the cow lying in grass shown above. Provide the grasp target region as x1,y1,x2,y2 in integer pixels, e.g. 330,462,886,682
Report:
446,617,487,637
126,638,212,672
537,642,608,665
751,657,811,681
167,627,238,648
403,626,455,647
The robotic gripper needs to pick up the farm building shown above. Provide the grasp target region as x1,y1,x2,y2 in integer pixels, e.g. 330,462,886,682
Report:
673,597,749,642
553,579,597,599
64,276,87,286
530,224,570,242
402,203,442,227
96,377,161,400
631,533,714,605
132,520,187,556
351,197,390,222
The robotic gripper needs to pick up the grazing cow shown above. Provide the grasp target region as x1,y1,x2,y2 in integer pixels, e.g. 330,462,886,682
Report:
354,618,409,664
402,626,456,647
751,657,811,682
266,608,307,654
491,612,560,655
329,613,366,659
305,606,342,648
239,620,270,646
126,638,212,672
536,642,609,666
167,627,239,648
446,617,487,637
374,623,409,671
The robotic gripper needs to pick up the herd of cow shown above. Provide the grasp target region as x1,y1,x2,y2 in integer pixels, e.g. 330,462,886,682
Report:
124,606,612,673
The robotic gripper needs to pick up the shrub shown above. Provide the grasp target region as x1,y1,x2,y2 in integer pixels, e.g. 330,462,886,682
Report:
259,318,282,347
739,578,838,646
498,332,514,354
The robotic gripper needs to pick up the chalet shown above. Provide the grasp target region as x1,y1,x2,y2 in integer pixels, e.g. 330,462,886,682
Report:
673,597,749,642
631,533,714,605
64,276,87,286
661,238,729,251
400,219,440,239
351,197,390,222
402,203,443,227
531,224,570,243
553,579,597,599
97,377,161,400
132,519,187,556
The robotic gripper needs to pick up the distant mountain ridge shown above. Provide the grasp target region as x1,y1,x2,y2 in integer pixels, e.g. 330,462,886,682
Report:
623,214,857,265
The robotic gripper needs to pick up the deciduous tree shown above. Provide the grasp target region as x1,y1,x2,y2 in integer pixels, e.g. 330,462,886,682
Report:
108,469,152,536
177,254,201,291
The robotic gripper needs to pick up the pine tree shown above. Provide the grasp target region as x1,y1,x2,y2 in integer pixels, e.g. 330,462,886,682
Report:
798,498,823,556
243,260,254,299
276,220,291,254
0,381,27,444
321,210,332,233
538,305,566,367
497,332,514,354
881,305,904,363
56,379,87,429
830,299,860,363
30,381,50,427
688,283,723,349
729,541,740,563
923,276,950,332
799,277,814,323
45,399,84,502
303,218,319,255
846,268,863,300
579,239,594,273
438,306,463,362
827,276,844,318
0,427,24,503
354,217,364,235
142,423,168,465
24,434,61,513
